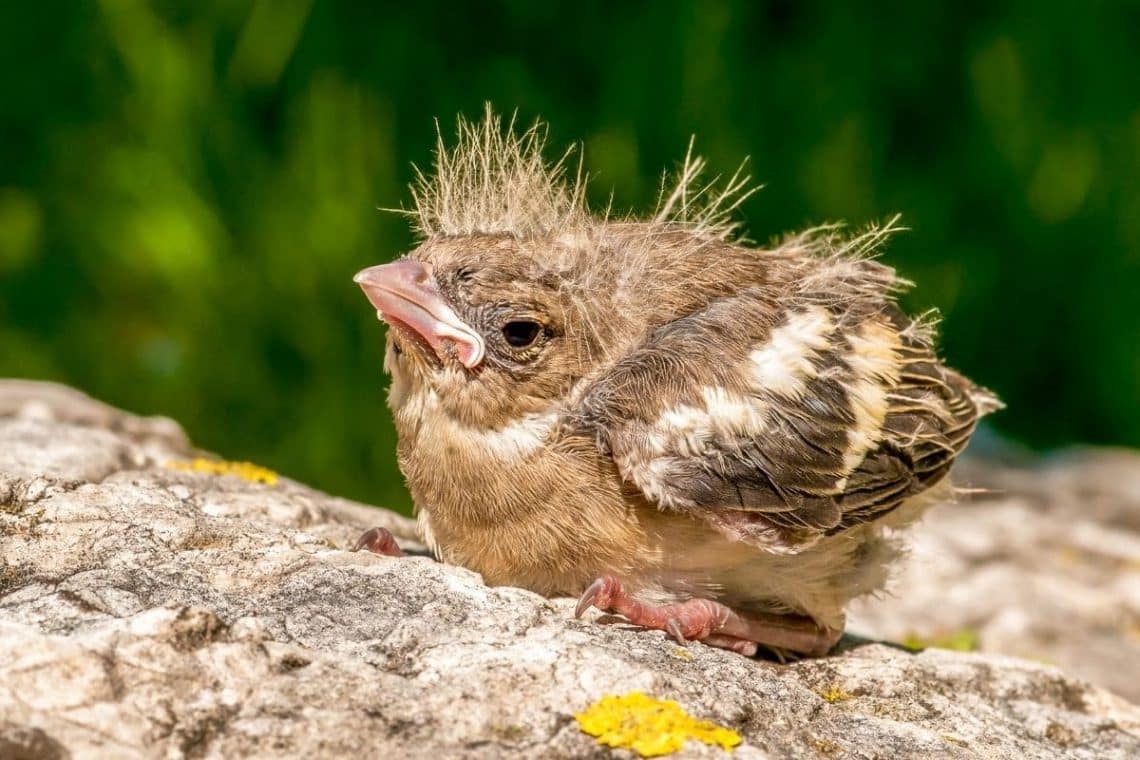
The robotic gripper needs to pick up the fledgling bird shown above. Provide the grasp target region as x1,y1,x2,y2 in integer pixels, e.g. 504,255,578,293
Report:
353,110,1001,657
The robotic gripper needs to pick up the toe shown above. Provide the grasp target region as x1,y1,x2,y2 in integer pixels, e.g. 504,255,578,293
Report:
353,527,405,557
575,576,617,618
574,578,604,618
665,618,687,645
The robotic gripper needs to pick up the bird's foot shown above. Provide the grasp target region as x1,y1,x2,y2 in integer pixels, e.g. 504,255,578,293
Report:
352,527,406,557
575,575,841,658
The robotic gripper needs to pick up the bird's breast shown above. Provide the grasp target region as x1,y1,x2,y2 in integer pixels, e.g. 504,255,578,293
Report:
393,389,651,595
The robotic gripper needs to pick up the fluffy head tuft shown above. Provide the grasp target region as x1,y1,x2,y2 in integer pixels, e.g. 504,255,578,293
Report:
409,106,589,239
408,105,755,243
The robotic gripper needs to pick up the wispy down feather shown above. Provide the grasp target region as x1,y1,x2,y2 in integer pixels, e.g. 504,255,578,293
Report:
408,104,755,244
410,107,588,239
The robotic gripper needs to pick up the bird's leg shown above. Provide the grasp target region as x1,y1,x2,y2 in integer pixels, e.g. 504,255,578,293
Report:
575,575,841,658
352,527,406,557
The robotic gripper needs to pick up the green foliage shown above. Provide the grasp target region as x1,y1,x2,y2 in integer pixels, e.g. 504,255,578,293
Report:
2,1,1137,513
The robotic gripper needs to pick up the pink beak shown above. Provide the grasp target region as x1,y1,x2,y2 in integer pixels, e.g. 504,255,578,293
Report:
354,259,485,368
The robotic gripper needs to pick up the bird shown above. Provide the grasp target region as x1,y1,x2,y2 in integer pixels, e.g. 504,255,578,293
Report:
352,108,1002,657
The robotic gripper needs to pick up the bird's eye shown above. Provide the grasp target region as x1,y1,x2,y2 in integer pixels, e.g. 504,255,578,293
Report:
502,320,543,348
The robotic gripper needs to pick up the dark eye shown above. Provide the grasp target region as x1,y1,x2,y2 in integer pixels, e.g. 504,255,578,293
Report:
502,320,542,348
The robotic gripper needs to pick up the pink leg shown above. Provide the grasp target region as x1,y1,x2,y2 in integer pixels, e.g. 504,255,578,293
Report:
575,575,842,657
352,527,406,557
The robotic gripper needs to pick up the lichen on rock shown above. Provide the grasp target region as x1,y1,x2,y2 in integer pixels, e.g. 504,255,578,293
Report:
575,691,741,757
165,457,279,485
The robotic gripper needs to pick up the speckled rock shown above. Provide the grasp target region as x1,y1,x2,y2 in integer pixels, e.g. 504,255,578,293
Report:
849,450,1140,703
2,380,1138,759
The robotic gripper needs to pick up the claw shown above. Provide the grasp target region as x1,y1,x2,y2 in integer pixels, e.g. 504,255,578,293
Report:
665,618,687,645
352,527,405,557
575,577,609,619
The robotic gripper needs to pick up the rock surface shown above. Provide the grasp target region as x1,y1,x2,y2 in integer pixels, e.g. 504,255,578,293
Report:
849,450,1140,704
1,379,1139,759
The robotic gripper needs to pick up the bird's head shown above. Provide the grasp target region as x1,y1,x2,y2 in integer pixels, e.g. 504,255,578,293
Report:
354,107,758,430
355,234,618,428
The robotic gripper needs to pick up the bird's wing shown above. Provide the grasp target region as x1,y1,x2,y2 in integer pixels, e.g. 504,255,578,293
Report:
572,280,999,553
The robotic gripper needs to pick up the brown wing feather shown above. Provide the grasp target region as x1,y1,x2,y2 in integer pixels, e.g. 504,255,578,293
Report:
831,360,990,530
573,285,999,553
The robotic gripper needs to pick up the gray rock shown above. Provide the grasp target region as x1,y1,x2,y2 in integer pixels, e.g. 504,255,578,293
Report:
849,452,1140,704
2,379,1138,759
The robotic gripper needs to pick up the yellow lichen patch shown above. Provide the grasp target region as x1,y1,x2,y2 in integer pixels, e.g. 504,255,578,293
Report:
166,458,279,485
575,691,741,757
815,685,853,703
670,647,694,661
902,628,980,652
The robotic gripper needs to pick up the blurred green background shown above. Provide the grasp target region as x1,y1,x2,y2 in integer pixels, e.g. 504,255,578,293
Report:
2,1,1137,512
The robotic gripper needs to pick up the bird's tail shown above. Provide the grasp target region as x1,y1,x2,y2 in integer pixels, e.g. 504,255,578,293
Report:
969,384,1004,417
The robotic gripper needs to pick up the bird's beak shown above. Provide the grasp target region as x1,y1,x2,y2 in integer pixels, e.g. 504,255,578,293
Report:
354,259,485,369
